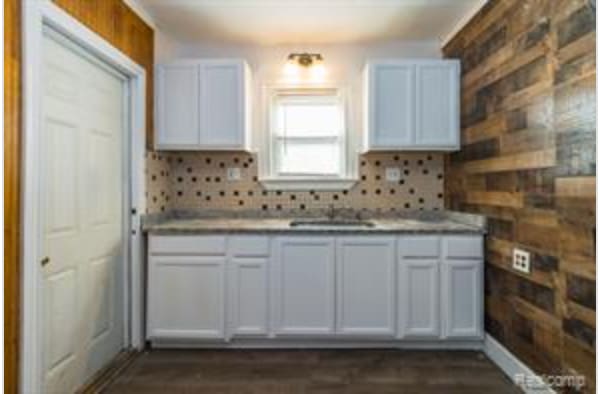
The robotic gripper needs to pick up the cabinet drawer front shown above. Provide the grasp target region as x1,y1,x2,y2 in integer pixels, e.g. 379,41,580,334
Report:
149,235,226,255
445,236,483,259
230,236,269,257
398,236,440,257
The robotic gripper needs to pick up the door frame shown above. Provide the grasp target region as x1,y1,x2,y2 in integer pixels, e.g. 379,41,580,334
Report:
21,2,147,393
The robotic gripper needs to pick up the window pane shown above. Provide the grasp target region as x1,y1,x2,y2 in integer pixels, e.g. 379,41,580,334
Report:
276,140,340,175
276,100,341,137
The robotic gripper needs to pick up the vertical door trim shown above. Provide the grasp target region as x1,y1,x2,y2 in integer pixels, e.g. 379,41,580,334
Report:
22,2,147,393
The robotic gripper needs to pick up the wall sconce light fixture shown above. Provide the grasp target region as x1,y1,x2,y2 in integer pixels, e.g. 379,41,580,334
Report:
287,52,323,68
284,53,326,81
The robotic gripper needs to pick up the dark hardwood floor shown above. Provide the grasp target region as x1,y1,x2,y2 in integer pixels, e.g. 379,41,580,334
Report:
103,349,521,393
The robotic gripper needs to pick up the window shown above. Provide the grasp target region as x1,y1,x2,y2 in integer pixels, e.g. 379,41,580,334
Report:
260,88,357,190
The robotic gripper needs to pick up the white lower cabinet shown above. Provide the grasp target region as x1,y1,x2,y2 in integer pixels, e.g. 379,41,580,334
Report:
336,237,395,336
147,233,483,345
272,237,336,335
441,259,483,339
398,259,440,338
229,257,268,336
148,256,226,340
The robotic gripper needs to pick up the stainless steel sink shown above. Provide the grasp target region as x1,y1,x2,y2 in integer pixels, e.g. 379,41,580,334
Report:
289,219,376,228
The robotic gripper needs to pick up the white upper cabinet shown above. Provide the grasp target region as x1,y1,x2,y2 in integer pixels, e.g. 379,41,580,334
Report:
415,61,460,147
156,59,251,151
156,63,200,148
366,63,415,147
364,59,460,151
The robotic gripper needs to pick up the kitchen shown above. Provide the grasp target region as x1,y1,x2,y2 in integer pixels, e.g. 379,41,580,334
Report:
4,0,596,393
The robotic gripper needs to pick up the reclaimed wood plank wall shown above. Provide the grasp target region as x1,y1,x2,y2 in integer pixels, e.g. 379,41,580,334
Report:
3,1,153,393
444,0,596,390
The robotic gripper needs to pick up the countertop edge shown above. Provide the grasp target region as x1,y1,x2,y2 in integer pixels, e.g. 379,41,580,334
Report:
143,227,486,235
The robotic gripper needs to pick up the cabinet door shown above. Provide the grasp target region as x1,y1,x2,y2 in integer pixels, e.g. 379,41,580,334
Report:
229,257,268,336
199,61,245,149
441,259,483,339
148,256,226,339
156,64,200,148
415,61,459,148
398,259,440,338
370,63,415,148
272,237,335,335
336,237,395,335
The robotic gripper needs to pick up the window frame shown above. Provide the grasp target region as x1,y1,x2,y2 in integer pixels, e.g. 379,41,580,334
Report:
259,85,358,191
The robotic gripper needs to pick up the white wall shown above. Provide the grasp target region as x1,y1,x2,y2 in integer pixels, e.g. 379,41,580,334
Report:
156,39,441,151
173,40,440,85
154,30,184,64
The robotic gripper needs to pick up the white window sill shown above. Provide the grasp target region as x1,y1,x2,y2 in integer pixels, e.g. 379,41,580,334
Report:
259,177,358,191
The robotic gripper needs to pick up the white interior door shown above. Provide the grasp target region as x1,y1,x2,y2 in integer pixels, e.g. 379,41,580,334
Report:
41,31,128,394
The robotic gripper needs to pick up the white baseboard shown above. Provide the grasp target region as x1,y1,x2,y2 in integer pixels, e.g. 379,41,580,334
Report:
151,338,484,350
484,334,556,394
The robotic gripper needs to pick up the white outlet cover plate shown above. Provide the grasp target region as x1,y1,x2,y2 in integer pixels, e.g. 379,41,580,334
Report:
385,167,401,182
513,248,531,274
227,167,241,181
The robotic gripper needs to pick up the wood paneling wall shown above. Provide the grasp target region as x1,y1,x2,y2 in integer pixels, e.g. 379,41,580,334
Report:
444,0,596,390
4,0,22,393
3,2,154,393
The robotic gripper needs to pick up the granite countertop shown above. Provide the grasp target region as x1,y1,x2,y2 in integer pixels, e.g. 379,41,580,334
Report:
142,209,486,235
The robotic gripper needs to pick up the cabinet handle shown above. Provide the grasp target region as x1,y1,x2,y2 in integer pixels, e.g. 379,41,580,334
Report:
41,257,51,266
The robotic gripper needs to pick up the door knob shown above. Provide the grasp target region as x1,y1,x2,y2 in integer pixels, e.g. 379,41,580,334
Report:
41,257,50,266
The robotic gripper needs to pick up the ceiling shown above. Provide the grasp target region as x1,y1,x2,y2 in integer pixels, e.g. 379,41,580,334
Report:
136,0,484,46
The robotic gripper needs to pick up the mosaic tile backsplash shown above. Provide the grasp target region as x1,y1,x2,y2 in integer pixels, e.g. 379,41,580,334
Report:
146,152,445,214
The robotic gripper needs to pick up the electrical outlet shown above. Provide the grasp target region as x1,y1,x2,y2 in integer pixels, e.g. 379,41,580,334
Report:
513,248,531,274
385,167,401,182
226,167,241,181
